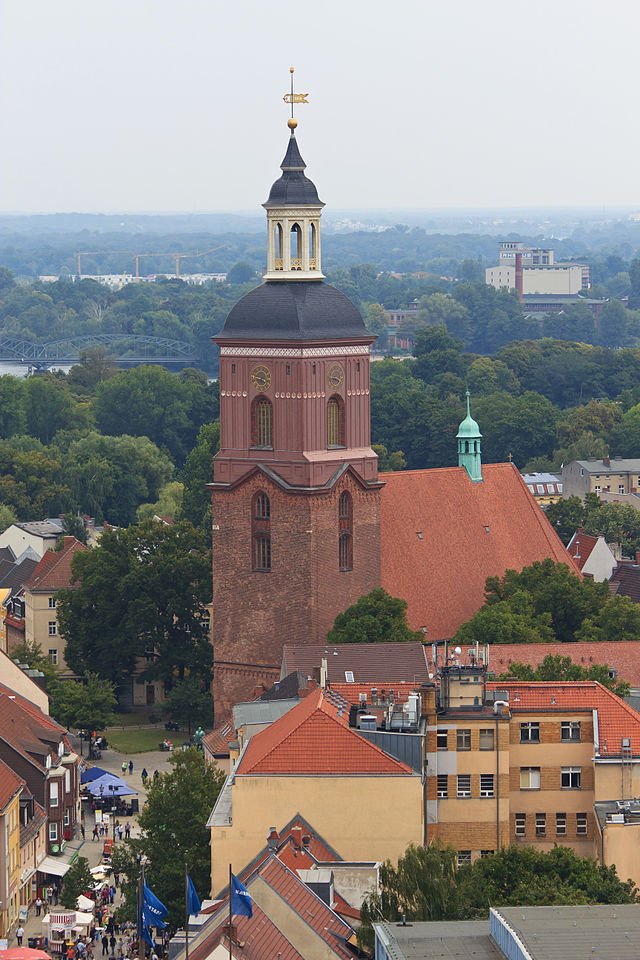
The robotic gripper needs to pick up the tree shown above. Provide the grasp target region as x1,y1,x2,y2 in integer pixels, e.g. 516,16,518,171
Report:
66,346,117,393
180,421,219,535
328,588,422,644
372,444,407,472
24,375,88,444
577,595,640,644
111,750,225,929
50,674,117,732
364,302,389,350
0,504,17,533
545,496,586,545
455,596,556,646
226,261,256,284
163,678,212,735
137,480,184,523
498,654,630,698
10,640,59,693
58,520,212,688
60,856,93,908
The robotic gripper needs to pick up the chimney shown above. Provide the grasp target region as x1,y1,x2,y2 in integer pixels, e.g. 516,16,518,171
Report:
290,826,303,850
420,683,437,718
267,827,279,850
603,457,611,467
514,252,523,302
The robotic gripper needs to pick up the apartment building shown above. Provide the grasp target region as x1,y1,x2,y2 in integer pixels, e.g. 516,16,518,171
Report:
562,457,640,500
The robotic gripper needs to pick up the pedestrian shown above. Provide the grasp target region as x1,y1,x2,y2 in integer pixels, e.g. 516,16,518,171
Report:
128,760,133,775
113,871,120,887
153,769,159,782
16,925,24,946
102,935,109,956
124,824,130,840
80,821,86,839
93,825,99,841
77,939,86,957
117,826,123,842
121,761,127,775
110,934,117,954
141,769,148,785
35,895,43,916
47,885,53,905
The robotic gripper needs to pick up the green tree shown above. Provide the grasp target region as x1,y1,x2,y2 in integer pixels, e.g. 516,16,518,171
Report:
10,640,60,693
110,750,225,929
455,596,555,646
137,480,184,523
498,654,630,698
226,261,256,284
58,520,212,688
545,496,586,545
24,375,88,444
163,678,212,735
472,391,558,466
577,595,640,644
328,588,422,644
372,444,407,472
60,856,93,908
66,346,117,393
364,302,389,349
181,422,220,535
0,504,17,533
50,673,117,732
415,293,471,343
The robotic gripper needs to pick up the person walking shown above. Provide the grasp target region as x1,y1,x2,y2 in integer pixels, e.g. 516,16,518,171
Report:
16,925,24,946
153,770,159,782
141,769,148,785
92,825,99,841
102,934,109,956
128,760,133,775
124,823,130,840
35,896,43,916
121,761,127,775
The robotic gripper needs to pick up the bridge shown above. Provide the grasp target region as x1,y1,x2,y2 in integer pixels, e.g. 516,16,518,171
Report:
0,334,196,370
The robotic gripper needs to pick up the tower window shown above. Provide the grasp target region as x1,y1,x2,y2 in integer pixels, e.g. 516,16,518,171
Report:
290,223,302,268
327,395,345,448
338,490,353,572
286,363,291,375
252,491,271,572
231,363,236,375
309,222,317,263
275,222,283,267
251,396,273,448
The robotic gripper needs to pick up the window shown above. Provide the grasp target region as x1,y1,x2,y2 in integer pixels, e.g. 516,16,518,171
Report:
49,783,59,808
344,671,355,683
457,851,471,866
480,850,494,858
275,222,283,262
64,769,70,793
327,395,345,447
48,596,57,609
520,722,540,743
290,222,302,266
457,774,471,798
48,621,57,636
556,813,567,837
457,729,471,751
576,813,588,836
49,822,58,842
480,774,494,798
437,775,448,798
535,813,546,837
594,484,601,494
619,484,625,494
252,491,271,573
437,731,448,751
561,721,581,742
63,809,70,826
515,813,526,837
338,491,353,572
251,396,273,448
479,728,495,751
309,222,317,261
49,649,58,665
520,767,540,790
561,767,581,789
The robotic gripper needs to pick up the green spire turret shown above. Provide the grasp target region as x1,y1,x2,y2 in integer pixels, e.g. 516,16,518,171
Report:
457,390,482,482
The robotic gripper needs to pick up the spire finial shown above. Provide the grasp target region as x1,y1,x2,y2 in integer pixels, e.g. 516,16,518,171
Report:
283,66,309,133
465,389,471,417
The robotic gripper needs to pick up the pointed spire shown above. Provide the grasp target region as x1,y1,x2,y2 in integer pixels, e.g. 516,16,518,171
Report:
457,391,483,482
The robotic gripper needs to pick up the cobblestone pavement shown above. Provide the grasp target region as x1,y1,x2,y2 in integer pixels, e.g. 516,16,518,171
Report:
7,742,174,948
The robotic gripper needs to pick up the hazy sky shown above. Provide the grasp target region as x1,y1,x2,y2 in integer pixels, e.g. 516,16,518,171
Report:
2,0,638,213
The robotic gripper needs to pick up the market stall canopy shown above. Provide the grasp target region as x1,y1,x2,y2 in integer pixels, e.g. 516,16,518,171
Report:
76,895,95,912
0,949,51,960
81,767,109,784
85,772,137,797
37,856,71,877
42,911,94,927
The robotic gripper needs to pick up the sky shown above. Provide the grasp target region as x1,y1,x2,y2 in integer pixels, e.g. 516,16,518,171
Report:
1,0,638,213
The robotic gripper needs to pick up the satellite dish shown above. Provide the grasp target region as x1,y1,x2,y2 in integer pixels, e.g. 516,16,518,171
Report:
428,672,434,680
454,646,462,656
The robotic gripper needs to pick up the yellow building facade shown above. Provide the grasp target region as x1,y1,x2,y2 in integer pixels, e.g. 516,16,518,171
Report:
0,766,23,939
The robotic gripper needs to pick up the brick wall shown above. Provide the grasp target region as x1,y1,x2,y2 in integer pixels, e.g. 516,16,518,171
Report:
212,471,380,720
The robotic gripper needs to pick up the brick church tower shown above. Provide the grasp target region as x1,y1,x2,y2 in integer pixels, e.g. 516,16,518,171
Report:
211,99,382,720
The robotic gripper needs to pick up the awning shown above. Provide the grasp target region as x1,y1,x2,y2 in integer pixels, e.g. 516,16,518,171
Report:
38,856,71,877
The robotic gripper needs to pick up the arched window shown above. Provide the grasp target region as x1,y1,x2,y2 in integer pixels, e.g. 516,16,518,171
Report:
251,396,273,448
309,223,317,264
252,491,271,572
338,491,353,572
327,395,345,448
290,223,302,269
275,222,283,267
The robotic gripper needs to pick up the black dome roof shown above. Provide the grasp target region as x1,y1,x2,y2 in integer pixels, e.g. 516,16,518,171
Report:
263,134,324,208
217,281,370,341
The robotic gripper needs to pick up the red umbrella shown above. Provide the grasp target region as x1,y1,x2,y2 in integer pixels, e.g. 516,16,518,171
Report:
0,950,50,960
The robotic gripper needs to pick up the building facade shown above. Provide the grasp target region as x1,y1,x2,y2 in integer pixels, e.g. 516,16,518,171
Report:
562,457,640,500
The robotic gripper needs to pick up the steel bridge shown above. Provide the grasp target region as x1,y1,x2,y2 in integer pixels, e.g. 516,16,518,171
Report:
0,334,196,370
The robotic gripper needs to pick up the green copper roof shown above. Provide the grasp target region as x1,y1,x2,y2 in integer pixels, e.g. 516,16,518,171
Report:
456,391,482,439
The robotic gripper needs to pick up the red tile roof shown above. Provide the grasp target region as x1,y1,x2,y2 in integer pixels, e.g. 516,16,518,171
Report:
0,692,65,769
380,463,581,640
476,641,640,687
0,757,24,809
567,530,599,570
237,688,413,776
24,536,88,592
190,901,305,960
488,680,640,757
233,815,344,891
202,721,233,758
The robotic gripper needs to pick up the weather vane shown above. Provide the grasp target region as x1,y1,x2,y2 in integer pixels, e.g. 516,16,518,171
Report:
283,67,309,130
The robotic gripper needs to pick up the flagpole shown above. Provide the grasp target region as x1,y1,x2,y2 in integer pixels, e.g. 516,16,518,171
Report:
228,864,232,960
184,863,189,960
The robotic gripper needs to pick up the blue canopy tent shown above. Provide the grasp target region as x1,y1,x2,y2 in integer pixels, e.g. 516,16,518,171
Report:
81,767,110,784
85,772,137,797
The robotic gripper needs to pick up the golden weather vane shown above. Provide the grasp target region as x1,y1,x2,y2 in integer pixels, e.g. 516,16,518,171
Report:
282,67,309,129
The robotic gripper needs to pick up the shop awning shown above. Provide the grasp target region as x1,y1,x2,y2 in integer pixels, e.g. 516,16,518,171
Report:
38,856,71,877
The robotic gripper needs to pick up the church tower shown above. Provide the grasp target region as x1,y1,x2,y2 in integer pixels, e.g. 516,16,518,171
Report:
211,75,382,720
457,391,483,482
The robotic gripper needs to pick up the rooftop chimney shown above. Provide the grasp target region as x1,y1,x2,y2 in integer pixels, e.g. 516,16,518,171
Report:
267,827,279,850
290,826,303,850
603,457,611,467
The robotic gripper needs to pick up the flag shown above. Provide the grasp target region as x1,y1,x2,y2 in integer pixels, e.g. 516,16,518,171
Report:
186,874,201,917
230,873,252,918
142,882,168,930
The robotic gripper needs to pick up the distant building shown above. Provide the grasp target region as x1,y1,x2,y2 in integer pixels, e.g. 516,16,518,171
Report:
486,241,590,296
522,471,563,506
567,529,618,581
562,457,640,500
0,522,62,560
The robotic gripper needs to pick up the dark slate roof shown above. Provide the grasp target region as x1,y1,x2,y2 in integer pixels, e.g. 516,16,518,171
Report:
259,671,316,702
216,281,371,341
0,557,39,591
263,134,323,208
610,564,640,603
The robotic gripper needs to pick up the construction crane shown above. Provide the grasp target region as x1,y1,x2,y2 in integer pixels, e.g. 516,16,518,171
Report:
134,245,226,279
75,252,101,278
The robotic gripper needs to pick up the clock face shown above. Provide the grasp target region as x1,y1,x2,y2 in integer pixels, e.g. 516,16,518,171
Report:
328,365,344,388
251,365,271,390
